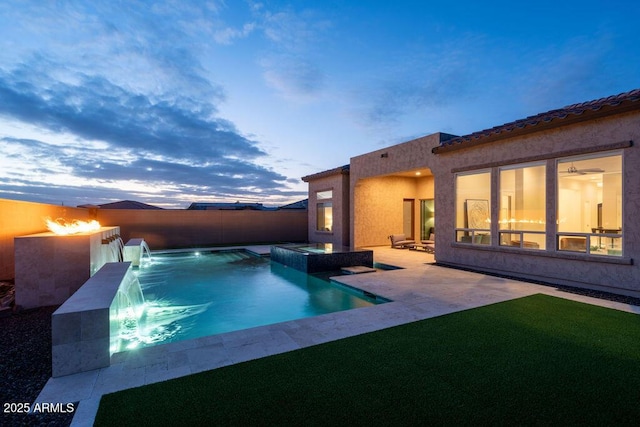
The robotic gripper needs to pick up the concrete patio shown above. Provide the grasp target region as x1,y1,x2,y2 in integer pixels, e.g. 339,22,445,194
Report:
35,245,640,426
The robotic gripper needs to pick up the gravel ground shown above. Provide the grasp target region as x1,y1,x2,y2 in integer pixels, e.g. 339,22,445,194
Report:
0,306,74,427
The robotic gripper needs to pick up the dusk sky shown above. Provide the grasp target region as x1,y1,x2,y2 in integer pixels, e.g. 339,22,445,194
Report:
1,1,638,208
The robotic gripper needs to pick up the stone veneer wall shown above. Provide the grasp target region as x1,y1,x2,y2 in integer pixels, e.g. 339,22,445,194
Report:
14,227,120,309
0,199,94,281
52,262,131,377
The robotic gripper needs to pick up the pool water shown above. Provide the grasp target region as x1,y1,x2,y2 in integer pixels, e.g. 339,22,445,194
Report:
113,250,382,352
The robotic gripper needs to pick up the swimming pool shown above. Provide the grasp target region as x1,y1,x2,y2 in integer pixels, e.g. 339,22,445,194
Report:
111,250,384,352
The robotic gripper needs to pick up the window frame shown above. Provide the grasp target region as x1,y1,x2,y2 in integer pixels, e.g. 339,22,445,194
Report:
556,151,623,257
455,170,492,246
498,161,546,251
315,189,334,233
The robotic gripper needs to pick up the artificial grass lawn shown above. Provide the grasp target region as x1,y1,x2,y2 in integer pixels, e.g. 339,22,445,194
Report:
95,294,640,426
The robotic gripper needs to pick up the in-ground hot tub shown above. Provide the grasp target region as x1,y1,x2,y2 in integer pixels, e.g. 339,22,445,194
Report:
271,243,373,273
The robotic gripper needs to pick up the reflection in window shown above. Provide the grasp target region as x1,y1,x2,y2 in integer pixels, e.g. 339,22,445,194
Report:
456,171,491,245
420,199,434,241
557,152,622,256
499,163,545,250
317,202,333,232
317,190,332,200
316,189,333,232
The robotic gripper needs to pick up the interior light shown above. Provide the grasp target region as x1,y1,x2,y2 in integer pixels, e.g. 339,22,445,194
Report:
415,172,421,176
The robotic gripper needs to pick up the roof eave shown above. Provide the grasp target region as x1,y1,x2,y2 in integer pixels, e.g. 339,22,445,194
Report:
432,101,640,155
301,165,350,182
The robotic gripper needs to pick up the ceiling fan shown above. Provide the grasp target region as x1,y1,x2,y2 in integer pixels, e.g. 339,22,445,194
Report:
560,162,604,175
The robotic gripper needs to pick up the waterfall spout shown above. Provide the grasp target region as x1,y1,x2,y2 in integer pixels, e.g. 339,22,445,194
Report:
110,270,146,353
141,240,152,261
123,238,151,267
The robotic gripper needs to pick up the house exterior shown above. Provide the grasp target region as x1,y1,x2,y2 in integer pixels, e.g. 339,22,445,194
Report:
302,89,640,297
302,165,351,247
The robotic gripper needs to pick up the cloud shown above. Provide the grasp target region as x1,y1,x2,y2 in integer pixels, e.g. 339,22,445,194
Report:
0,133,306,207
214,22,256,45
261,56,325,100
0,64,267,161
349,41,477,128
0,1,316,206
250,4,331,100
0,8,303,209
516,36,619,112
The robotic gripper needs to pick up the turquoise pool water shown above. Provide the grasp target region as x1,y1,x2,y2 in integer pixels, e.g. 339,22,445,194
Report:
113,250,383,351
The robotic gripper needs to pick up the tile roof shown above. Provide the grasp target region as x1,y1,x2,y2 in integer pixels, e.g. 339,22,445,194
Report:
79,200,163,209
433,88,640,153
187,202,271,210
278,199,308,210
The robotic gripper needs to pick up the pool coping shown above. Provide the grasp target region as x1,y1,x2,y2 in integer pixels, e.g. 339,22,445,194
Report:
35,245,640,426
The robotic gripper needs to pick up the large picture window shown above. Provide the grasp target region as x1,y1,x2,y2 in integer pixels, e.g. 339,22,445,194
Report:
499,163,545,250
456,171,491,245
316,190,333,232
557,152,622,256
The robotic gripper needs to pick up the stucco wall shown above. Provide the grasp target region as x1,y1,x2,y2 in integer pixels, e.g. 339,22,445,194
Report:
350,133,441,247
433,112,640,296
96,209,307,250
353,176,434,247
306,172,349,247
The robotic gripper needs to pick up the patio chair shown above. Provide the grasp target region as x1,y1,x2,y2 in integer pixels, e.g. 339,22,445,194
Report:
409,233,435,253
389,234,415,249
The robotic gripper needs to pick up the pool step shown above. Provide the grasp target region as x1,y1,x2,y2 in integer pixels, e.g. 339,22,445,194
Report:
341,265,377,275
219,250,252,262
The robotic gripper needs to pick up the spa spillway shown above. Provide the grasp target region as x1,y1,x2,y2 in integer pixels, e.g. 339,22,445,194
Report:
270,243,373,273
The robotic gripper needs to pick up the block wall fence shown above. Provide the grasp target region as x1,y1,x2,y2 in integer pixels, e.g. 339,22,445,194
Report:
1,198,307,281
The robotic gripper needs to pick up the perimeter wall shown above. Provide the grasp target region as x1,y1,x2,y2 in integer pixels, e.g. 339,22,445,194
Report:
0,198,307,281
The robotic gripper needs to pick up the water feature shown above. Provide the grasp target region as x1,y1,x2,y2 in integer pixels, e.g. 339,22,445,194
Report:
109,270,147,354
102,235,125,263
141,240,152,261
114,236,124,261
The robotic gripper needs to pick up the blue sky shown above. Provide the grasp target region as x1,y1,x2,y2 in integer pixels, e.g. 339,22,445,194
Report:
0,1,638,208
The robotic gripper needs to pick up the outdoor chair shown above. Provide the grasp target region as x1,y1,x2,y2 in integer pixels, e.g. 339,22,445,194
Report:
409,233,435,253
389,234,415,249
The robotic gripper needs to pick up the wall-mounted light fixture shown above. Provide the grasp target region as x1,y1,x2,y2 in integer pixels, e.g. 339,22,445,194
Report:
380,152,388,158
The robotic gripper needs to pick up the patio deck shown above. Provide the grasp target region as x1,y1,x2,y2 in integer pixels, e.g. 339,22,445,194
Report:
36,245,640,426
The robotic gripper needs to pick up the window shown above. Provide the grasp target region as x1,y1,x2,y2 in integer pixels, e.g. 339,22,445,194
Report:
316,190,333,232
317,190,332,200
403,199,415,239
420,199,434,241
456,171,491,245
499,163,545,250
557,152,622,256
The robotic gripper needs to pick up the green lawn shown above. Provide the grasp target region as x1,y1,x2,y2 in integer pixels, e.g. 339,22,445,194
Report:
95,294,640,426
